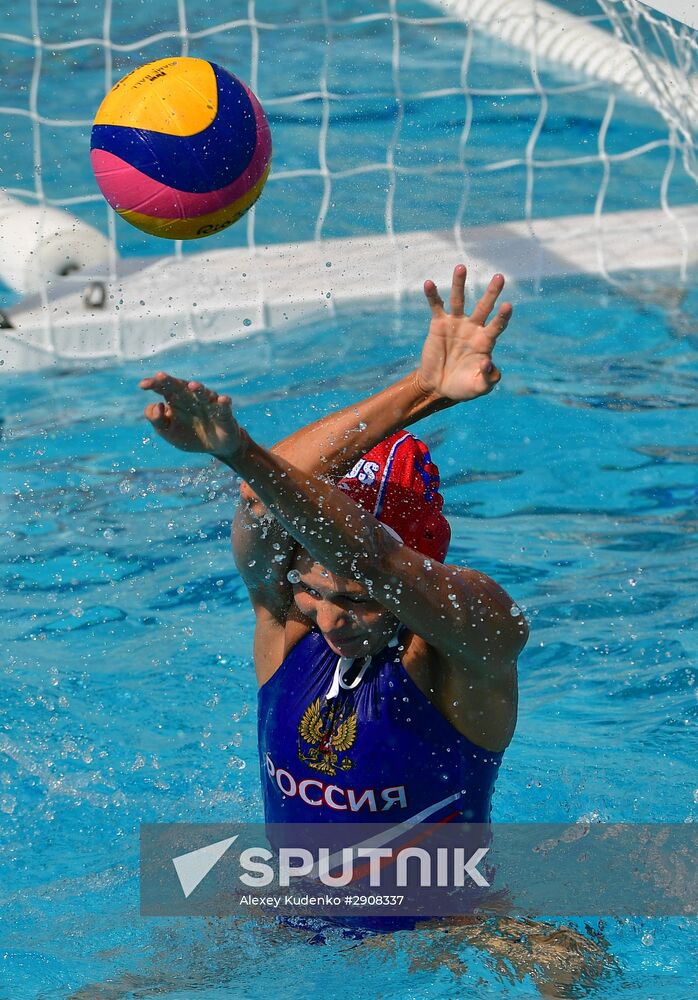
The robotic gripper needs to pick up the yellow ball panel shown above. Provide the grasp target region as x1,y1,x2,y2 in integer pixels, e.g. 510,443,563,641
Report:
93,57,218,137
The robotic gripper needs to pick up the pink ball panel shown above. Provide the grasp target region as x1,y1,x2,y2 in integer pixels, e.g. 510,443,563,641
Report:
90,114,271,220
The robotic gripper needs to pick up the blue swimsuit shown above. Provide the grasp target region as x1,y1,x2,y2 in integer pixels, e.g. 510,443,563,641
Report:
259,625,503,826
257,626,504,935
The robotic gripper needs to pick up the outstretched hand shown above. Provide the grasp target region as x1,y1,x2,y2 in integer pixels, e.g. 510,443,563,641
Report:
139,372,243,459
417,264,512,402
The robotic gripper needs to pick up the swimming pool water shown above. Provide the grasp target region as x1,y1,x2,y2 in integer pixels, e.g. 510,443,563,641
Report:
2,269,697,997
2,0,698,994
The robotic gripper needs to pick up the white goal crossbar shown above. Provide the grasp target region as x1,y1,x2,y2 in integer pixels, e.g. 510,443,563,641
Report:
3,203,697,373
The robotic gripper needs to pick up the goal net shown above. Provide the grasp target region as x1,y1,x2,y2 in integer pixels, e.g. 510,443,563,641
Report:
0,0,696,369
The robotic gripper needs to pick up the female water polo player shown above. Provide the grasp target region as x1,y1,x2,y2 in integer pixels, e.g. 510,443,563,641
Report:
140,266,527,829
134,265,615,991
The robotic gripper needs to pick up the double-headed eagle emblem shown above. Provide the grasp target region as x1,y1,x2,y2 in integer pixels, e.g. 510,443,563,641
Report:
298,698,357,776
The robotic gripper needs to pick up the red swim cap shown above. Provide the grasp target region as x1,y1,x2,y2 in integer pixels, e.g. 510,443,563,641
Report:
337,430,451,562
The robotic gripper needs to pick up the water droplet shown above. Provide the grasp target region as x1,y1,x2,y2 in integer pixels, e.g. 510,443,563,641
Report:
286,569,301,583
325,261,332,267
628,578,637,587
510,604,522,616
641,932,653,947
243,318,252,327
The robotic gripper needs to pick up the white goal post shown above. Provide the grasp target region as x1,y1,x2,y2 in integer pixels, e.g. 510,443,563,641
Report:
0,0,696,371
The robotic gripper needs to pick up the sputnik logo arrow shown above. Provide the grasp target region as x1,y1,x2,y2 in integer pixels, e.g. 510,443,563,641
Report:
172,835,238,898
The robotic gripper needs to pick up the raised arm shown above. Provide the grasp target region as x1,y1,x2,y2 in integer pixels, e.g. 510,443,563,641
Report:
139,372,526,696
227,264,510,610
242,263,509,490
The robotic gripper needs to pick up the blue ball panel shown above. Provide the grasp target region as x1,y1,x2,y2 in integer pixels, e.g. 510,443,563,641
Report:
90,63,257,193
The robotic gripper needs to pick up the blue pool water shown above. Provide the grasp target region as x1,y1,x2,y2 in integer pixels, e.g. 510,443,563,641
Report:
2,270,698,997
2,0,698,996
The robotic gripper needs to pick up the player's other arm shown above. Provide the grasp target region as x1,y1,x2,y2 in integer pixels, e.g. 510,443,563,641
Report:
132,357,523,714
231,263,512,611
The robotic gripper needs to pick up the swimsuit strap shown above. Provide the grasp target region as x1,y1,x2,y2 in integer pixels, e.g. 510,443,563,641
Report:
325,622,402,700
325,655,372,700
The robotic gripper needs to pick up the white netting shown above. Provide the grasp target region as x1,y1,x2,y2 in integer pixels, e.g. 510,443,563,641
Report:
0,0,697,368
597,0,698,168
